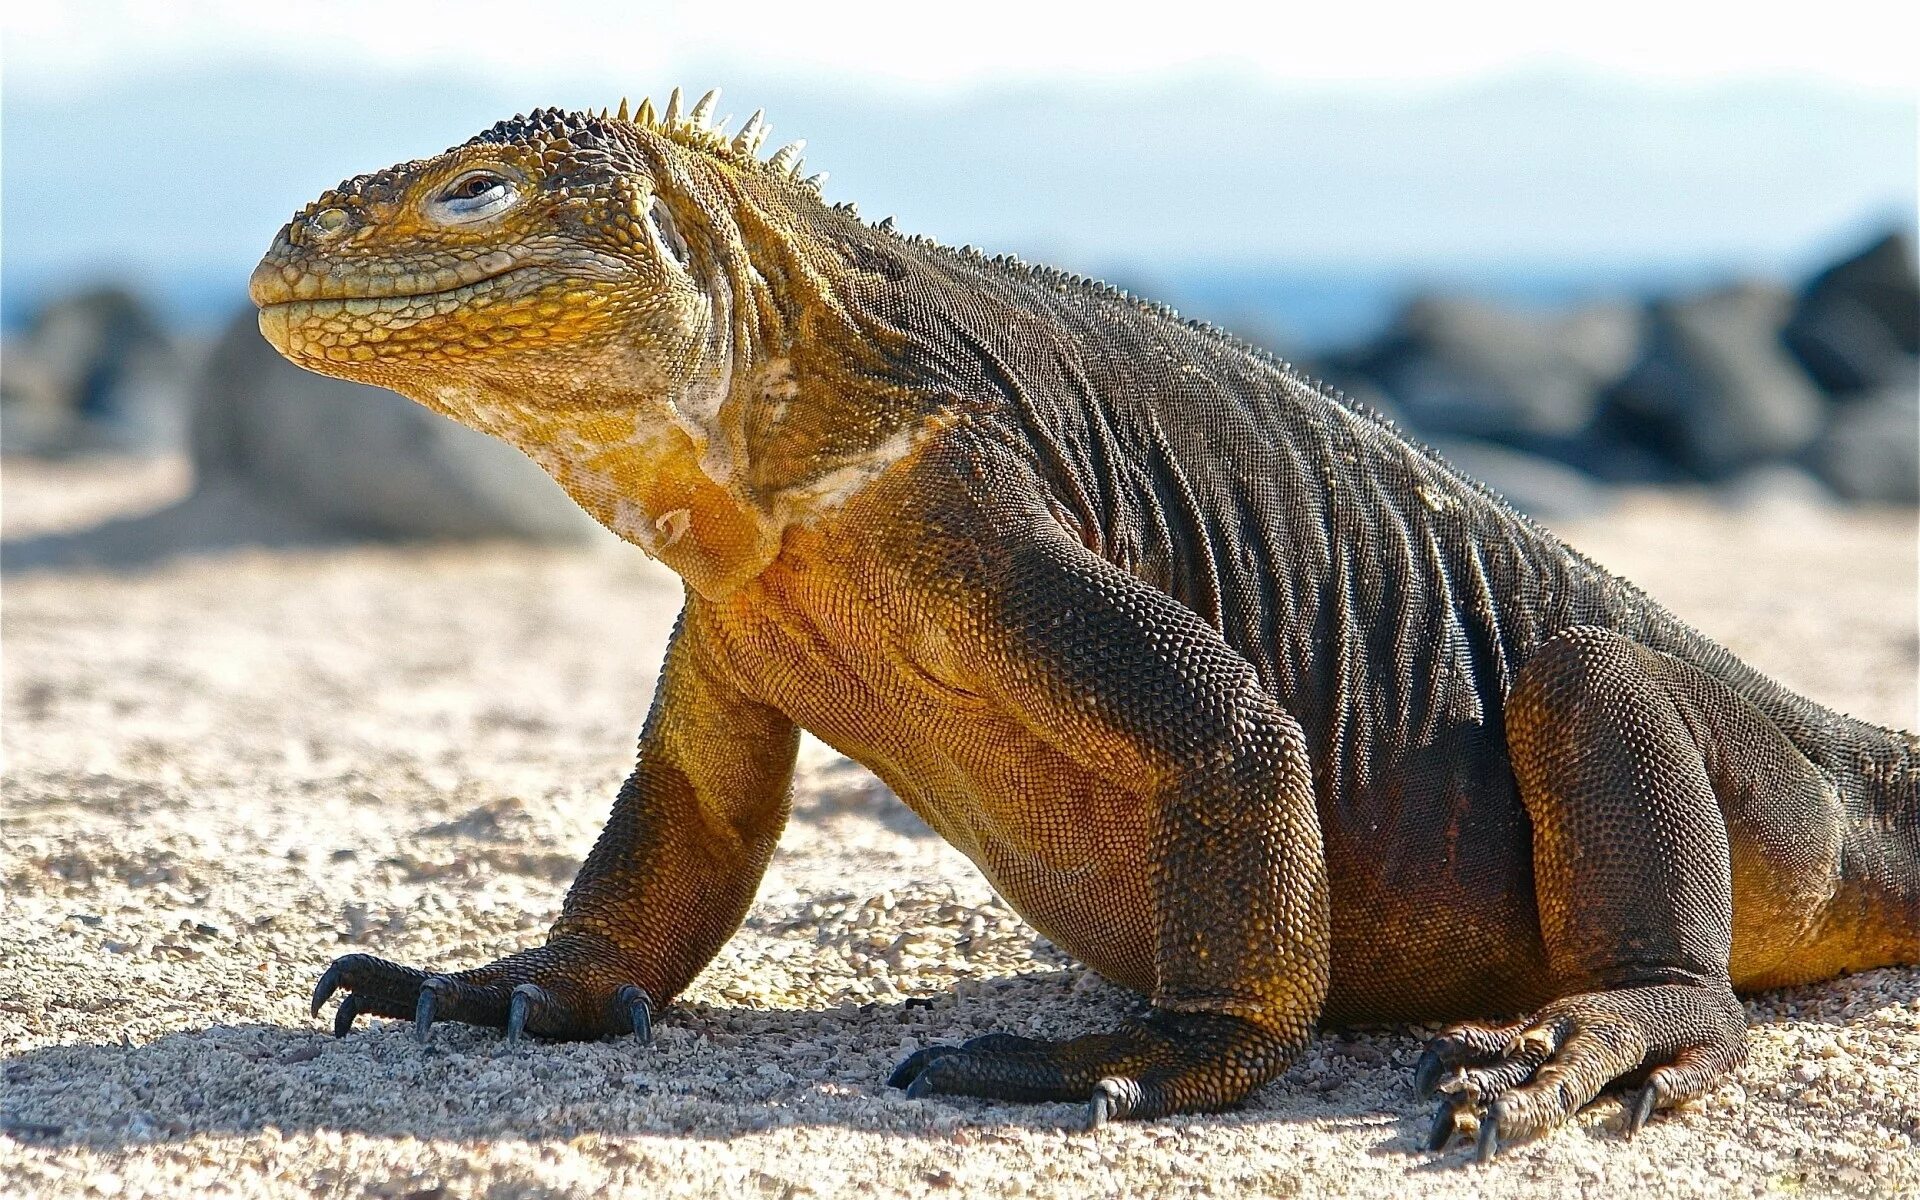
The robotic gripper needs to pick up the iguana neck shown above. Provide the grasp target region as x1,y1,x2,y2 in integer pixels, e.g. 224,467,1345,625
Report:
430,187,910,600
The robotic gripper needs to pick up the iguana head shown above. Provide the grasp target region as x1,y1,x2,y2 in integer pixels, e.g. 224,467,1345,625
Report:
251,89,820,411
252,90,921,595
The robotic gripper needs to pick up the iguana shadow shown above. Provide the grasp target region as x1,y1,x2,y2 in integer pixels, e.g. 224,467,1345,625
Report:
3,966,1912,1164
4,972,1410,1149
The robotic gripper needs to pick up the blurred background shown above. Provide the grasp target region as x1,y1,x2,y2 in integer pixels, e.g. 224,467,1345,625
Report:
3,0,1916,552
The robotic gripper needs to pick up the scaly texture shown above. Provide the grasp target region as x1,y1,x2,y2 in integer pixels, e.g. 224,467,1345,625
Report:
248,89,1920,1154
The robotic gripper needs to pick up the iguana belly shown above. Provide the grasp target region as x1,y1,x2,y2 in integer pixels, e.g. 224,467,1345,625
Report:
810,710,1162,995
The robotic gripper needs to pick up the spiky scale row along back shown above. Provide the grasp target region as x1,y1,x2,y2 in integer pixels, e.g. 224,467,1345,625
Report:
457,87,1408,432
484,86,829,193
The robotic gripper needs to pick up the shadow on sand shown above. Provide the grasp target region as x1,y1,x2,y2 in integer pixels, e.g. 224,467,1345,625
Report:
0,482,347,574
5,963,1911,1163
1,970,1438,1157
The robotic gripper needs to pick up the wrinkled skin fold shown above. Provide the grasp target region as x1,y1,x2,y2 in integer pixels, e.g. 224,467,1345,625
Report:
252,91,1920,1153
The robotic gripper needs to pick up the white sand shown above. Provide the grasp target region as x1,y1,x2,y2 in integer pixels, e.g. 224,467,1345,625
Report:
3,457,1915,1199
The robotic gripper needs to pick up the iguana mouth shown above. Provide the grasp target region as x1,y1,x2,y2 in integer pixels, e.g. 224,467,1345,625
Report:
249,253,534,308
252,260,563,364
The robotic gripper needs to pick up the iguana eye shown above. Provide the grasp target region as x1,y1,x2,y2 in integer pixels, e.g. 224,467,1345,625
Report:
431,171,519,223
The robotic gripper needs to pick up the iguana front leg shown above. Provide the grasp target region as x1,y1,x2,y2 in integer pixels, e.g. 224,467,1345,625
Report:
890,515,1331,1124
312,605,799,1043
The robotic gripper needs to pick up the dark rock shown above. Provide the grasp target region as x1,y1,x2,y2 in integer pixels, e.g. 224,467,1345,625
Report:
0,286,188,454
1528,422,1689,486
1783,231,1919,396
188,309,606,542
1808,380,1920,505
1343,297,1639,443
1603,283,1826,479
1428,438,1615,522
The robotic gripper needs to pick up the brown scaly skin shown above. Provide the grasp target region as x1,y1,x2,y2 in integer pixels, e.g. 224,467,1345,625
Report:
252,90,1920,1154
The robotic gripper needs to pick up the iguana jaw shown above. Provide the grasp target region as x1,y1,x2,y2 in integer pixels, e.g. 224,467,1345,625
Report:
253,238,782,595
251,259,589,372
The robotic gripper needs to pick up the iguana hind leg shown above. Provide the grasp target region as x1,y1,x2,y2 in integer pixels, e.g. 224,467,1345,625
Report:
1419,624,1831,1158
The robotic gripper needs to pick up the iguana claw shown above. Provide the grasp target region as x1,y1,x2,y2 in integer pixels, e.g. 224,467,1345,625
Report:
1423,1093,1468,1151
1086,1078,1134,1130
1475,1104,1503,1163
1623,1085,1658,1139
1411,1046,1445,1098
903,1071,940,1100
414,978,447,1043
616,984,654,1044
311,961,345,1017
505,983,545,1048
1086,1087,1111,1130
331,994,363,1037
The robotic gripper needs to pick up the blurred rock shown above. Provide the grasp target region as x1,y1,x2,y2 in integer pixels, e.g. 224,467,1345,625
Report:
1718,462,1837,512
0,286,189,454
1783,232,1919,396
1808,380,1920,505
1342,296,1639,443
189,309,606,542
1428,438,1614,522
1533,423,1689,486
1603,283,1826,479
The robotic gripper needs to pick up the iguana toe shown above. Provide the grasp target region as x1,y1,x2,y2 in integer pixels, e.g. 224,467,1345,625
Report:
886,1046,951,1090
309,940,658,1046
1410,1018,1524,1099
887,1033,1046,1092
891,1012,1292,1122
1416,983,1747,1158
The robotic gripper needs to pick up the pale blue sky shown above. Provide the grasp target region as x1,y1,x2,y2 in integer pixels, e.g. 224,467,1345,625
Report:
8,0,1916,92
4,2,1914,338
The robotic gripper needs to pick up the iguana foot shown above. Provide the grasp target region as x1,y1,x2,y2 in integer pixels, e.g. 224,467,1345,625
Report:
311,934,655,1046
1413,983,1746,1160
889,1011,1291,1126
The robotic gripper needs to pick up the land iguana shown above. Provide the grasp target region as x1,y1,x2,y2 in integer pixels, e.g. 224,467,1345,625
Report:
250,90,1919,1158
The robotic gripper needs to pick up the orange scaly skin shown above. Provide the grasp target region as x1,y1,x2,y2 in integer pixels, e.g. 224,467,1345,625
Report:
253,91,1918,1154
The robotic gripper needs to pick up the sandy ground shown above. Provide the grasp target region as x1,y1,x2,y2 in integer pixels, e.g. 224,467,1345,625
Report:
3,456,1916,1200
